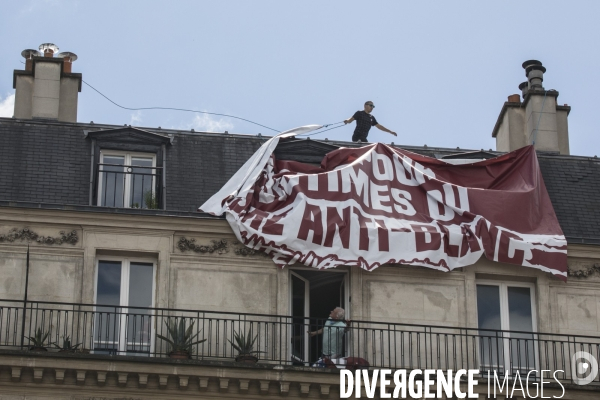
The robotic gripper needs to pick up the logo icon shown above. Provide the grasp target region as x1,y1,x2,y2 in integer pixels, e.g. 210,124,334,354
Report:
571,351,599,385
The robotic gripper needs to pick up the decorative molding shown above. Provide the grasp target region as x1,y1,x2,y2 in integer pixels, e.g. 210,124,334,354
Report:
234,247,268,257
176,237,270,258
0,227,78,246
568,264,600,278
177,237,228,255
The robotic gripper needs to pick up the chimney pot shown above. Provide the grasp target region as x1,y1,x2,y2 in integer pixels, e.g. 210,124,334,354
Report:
518,81,529,98
57,52,78,73
21,49,41,71
20,49,39,57
39,43,59,57
524,62,546,90
522,60,542,70
508,94,521,103
526,64,546,75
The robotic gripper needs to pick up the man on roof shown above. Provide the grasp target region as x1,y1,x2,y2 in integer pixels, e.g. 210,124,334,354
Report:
344,101,397,143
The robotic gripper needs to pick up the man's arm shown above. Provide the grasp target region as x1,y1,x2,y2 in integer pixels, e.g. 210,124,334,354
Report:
308,328,323,337
375,124,397,136
344,117,355,125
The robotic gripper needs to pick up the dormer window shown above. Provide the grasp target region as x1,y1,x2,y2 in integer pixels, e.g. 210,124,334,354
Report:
86,127,172,210
98,151,158,208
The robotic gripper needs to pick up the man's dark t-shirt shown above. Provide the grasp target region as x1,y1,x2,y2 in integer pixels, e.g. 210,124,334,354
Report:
352,110,378,142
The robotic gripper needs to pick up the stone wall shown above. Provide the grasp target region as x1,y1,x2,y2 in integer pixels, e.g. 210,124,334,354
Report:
1,207,599,336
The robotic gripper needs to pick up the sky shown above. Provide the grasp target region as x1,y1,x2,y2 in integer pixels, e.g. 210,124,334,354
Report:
1,0,599,156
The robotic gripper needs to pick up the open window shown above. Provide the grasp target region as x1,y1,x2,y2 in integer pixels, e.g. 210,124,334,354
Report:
476,281,537,375
93,257,156,356
289,269,349,365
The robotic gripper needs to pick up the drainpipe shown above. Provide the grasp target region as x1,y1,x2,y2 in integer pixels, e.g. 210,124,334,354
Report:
89,139,96,206
20,245,30,349
162,144,167,210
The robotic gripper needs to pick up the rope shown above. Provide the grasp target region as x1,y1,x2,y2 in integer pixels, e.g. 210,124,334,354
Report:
82,80,280,132
19,60,351,139
297,121,346,137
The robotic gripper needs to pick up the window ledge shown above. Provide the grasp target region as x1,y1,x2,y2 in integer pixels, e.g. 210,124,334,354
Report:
0,200,222,219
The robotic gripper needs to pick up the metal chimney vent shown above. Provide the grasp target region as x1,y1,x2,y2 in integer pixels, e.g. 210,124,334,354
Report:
38,43,59,56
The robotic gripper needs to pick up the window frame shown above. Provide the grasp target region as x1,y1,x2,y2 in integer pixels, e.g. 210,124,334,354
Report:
475,280,538,333
93,256,157,355
475,280,538,375
96,150,157,209
288,268,350,365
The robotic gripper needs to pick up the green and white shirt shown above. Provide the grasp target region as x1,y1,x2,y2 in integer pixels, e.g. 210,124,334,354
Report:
322,317,346,357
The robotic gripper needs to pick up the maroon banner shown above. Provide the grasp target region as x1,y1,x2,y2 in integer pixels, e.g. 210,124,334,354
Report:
201,139,567,280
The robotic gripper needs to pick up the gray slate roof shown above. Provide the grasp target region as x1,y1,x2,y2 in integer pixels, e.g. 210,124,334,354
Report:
1,118,598,244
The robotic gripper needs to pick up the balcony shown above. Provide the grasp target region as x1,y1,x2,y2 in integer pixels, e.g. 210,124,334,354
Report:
96,162,162,209
0,299,597,388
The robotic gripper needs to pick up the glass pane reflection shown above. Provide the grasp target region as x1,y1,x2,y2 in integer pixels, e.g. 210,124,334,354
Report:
477,285,504,370
127,263,153,353
130,158,153,208
100,156,125,207
95,261,122,352
508,286,535,372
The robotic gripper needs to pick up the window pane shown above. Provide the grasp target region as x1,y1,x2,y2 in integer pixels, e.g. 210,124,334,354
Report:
130,157,154,209
95,261,122,353
128,263,153,308
100,155,125,207
477,285,501,330
508,287,535,371
97,261,121,306
477,285,504,370
507,287,533,332
126,263,153,354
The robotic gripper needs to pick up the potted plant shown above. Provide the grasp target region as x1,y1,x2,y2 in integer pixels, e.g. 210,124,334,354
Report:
27,327,50,352
52,336,82,353
157,318,206,359
228,329,264,364
143,191,159,209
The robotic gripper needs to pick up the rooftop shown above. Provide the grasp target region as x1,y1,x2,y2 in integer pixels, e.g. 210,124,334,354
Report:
1,117,599,244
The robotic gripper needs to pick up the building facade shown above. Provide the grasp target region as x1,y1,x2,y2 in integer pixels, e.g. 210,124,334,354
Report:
0,48,599,399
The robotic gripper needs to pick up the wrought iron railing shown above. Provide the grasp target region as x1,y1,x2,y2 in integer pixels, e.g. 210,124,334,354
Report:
97,163,161,209
0,299,598,386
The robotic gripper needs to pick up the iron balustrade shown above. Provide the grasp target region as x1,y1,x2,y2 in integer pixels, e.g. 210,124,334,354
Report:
0,299,598,386
97,163,162,209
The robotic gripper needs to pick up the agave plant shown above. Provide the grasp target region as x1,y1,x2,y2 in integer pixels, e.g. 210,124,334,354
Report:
27,327,50,351
157,318,206,358
52,335,82,352
228,329,264,363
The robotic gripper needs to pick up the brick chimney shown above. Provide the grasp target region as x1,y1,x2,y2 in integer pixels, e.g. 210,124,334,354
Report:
492,60,570,154
13,43,82,122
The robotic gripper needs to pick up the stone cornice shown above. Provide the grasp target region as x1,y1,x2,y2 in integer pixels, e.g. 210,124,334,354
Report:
0,351,339,397
0,351,593,398
0,206,233,235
